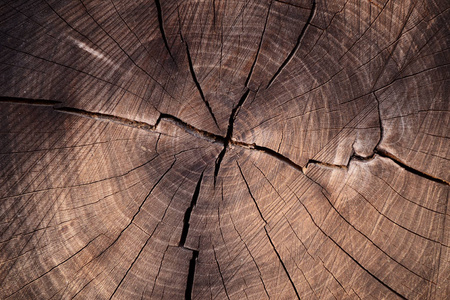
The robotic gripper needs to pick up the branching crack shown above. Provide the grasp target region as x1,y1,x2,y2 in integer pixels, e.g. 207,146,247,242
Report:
3,97,446,187
214,89,250,184
266,0,316,88
263,227,300,299
179,172,204,247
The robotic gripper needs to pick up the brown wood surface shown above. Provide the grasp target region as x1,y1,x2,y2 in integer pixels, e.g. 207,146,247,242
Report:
0,0,449,299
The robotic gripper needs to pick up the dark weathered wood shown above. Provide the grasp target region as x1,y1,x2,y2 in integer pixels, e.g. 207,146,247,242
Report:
0,0,448,299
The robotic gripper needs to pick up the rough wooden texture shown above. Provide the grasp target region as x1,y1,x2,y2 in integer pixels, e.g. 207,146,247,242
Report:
0,0,449,299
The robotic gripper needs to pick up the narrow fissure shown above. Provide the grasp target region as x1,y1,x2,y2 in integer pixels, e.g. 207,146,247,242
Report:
264,227,301,299
308,150,449,185
185,250,199,300
3,99,446,186
159,113,224,144
0,96,61,106
266,0,316,89
109,226,158,300
213,246,231,299
249,143,305,173
78,0,174,98
245,1,272,88
373,92,384,149
154,0,174,60
179,172,204,247
214,148,227,184
294,193,407,299
55,106,156,131
214,89,250,184
236,161,267,224
375,149,449,185
306,159,347,170
183,38,220,130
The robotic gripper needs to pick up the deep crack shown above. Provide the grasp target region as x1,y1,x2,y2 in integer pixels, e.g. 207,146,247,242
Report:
179,171,204,247
2,98,447,186
375,149,449,185
185,250,199,300
213,89,250,184
307,150,449,186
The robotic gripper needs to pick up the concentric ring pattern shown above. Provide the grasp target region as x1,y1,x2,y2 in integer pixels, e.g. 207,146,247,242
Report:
0,0,448,299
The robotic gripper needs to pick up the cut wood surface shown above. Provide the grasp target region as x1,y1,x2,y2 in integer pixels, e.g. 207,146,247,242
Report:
0,0,449,299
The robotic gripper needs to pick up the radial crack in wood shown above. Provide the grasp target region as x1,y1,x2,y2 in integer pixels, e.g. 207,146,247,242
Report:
0,1,449,299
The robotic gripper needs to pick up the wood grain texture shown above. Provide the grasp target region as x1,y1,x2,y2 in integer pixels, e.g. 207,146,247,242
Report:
0,0,448,299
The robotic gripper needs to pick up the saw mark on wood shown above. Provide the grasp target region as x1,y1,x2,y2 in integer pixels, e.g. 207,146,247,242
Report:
109,0,171,73
0,44,149,102
349,185,448,246
109,225,159,300
0,176,72,287
148,246,168,298
317,255,348,295
337,0,390,62
90,159,176,263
